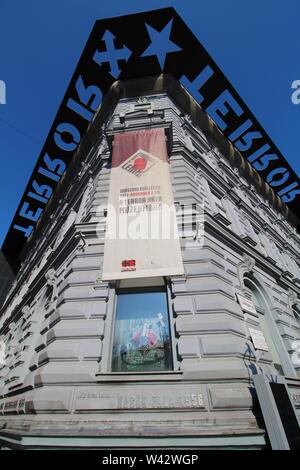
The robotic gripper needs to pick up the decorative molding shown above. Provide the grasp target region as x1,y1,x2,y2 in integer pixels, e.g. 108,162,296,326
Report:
237,253,256,293
75,232,88,252
45,269,58,304
78,161,92,179
288,289,298,309
21,306,31,321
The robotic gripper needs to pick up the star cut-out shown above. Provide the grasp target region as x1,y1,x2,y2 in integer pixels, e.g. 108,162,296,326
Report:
141,18,182,70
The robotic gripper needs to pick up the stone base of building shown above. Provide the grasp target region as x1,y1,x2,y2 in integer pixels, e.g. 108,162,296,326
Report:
0,417,266,449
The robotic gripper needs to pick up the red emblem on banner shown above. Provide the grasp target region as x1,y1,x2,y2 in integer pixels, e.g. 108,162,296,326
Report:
121,149,157,177
121,259,136,271
132,156,147,171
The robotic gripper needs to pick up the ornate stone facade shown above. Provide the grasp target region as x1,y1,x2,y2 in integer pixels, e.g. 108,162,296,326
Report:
0,76,299,449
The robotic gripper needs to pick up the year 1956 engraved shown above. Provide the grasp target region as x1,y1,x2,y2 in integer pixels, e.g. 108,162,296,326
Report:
117,392,204,409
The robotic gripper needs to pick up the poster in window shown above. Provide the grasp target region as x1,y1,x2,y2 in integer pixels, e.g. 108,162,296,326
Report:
112,292,173,372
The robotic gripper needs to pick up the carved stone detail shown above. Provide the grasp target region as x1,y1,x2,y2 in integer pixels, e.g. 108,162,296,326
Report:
288,289,298,309
237,253,256,293
45,269,58,304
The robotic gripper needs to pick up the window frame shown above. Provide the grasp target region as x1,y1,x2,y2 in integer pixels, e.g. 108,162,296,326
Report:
100,279,179,374
244,277,296,378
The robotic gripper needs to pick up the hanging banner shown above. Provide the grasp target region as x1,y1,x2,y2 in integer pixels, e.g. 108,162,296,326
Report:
102,128,184,280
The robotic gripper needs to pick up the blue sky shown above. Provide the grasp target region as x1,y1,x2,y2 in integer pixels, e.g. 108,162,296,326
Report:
0,0,300,246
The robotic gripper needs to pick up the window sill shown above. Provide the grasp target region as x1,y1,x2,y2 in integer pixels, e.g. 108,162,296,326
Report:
95,371,183,382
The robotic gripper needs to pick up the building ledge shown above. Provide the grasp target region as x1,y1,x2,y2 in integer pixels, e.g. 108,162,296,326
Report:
95,371,183,382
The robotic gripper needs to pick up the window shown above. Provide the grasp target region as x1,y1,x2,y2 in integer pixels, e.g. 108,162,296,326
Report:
111,289,173,372
245,278,284,375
